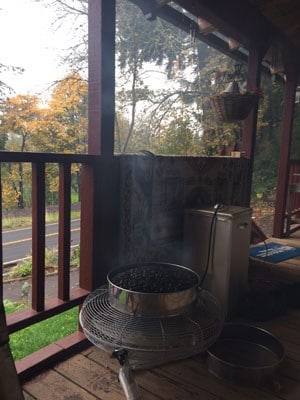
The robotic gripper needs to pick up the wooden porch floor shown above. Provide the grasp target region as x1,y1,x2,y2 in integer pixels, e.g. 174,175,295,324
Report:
22,232,300,400
250,230,300,282
22,307,300,400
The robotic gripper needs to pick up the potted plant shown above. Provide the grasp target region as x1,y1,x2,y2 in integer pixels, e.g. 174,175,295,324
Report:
210,81,262,123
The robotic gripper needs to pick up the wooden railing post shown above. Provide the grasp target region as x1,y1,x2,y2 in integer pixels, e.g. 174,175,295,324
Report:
0,153,93,378
32,162,46,312
58,163,71,301
79,164,95,291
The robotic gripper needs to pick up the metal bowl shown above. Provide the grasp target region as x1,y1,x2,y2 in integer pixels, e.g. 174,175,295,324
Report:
207,323,284,385
107,262,200,317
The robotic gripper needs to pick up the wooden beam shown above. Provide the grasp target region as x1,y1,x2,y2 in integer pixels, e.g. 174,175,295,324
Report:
172,0,272,49
0,151,96,164
92,156,121,286
85,0,120,290
81,0,117,292
80,157,120,290
155,4,249,64
88,0,115,156
79,164,95,291
0,166,3,303
16,332,90,382
58,163,71,301
242,45,267,204
31,163,46,312
7,288,89,333
129,1,281,81
273,57,297,237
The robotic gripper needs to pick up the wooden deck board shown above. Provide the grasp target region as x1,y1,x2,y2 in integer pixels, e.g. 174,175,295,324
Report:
22,309,300,400
23,392,35,400
23,369,98,399
156,356,282,400
22,234,300,400
54,353,125,400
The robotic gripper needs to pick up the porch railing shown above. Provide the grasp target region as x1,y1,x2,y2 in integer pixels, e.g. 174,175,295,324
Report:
285,159,300,235
288,160,300,205
0,151,98,379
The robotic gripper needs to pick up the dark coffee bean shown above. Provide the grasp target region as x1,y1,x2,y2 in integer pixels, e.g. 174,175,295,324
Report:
110,264,198,293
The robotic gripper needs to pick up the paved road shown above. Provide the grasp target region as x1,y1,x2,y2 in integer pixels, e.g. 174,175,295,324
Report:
3,219,80,264
2,220,81,303
3,269,80,302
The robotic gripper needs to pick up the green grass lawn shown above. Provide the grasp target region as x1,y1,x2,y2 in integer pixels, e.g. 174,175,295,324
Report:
4,300,79,361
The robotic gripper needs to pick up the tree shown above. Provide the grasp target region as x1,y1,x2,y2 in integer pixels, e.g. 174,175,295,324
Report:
116,2,247,156
34,72,88,154
33,71,88,200
0,72,88,208
0,95,42,207
151,117,202,155
116,0,196,152
0,62,24,98
34,0,88,73
0,95,41,152
36,0,207,153
251,76,284,200
35,0,287,202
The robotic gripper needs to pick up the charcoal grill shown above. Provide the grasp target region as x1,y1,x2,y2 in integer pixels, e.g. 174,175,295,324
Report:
79,263,224,399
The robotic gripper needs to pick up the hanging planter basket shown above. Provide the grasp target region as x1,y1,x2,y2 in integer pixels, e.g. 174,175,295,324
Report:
210,81,259,123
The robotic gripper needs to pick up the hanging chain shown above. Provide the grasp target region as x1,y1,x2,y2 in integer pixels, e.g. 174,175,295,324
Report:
215,63,247,86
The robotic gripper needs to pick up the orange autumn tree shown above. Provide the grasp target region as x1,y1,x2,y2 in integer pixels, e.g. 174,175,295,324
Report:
0,73,88,208
34,72,88,154
33,72,88,200
0,94,42,208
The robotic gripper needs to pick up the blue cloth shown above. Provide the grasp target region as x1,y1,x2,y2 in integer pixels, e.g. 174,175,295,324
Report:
249,242,300,263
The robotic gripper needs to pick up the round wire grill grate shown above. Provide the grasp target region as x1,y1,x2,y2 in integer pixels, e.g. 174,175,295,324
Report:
80,288,223,367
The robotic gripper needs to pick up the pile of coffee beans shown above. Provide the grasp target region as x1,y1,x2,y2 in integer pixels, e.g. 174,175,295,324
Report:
109,264,199,293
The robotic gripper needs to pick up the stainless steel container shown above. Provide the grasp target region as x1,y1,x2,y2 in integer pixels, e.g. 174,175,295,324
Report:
183,206,252,318
107,262,200,317
207,323,284,385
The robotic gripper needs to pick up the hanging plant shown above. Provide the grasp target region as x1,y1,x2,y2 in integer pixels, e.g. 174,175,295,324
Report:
210,81,262,123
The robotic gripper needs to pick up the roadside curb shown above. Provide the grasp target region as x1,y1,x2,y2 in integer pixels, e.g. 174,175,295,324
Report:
3,266,79,284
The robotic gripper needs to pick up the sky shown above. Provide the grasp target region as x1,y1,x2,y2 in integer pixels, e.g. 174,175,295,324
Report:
0,0,73,100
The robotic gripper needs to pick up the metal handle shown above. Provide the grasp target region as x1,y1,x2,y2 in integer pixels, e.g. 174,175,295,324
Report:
238,222,248,229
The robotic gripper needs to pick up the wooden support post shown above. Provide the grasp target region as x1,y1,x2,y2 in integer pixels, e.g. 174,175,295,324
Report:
80,0,118,291
242,45,267,205
273,59,297,237
88,0,115,156
0,166,3,304
32,163,46,312
79,163,95,291
58,163,71,301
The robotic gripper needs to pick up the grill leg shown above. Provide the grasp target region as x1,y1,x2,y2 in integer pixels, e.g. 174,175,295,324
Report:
113,348,142,400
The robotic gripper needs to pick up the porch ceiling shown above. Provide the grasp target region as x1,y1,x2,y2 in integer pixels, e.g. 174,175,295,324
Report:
132,0,300,76
248,0,300,50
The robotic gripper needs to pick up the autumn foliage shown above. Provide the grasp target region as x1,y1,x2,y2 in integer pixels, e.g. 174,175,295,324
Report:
0,72,87,209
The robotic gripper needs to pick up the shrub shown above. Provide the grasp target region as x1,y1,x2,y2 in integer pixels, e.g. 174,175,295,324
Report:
70,245,80,266
45,247,58,269
9,245,80,279
11,259,32,278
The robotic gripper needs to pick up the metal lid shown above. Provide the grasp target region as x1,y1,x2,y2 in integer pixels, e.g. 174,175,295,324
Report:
185,205,251,218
